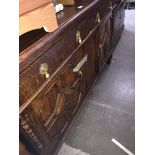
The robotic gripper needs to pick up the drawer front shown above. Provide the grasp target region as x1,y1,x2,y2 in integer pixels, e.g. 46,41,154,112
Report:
97,17,111,72
74,2,102,44
20,48,87,155
86,0,111,30
87,4,101,30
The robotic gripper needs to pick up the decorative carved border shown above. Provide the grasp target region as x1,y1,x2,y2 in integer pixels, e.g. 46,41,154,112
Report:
19,115,43,150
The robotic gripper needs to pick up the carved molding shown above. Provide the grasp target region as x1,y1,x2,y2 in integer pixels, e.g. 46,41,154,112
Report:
19,115,43,150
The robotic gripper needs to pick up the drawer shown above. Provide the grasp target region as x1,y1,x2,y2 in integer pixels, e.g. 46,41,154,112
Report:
74,1,106,39
88,9,100,30
73,6,101,44
73,18,92,44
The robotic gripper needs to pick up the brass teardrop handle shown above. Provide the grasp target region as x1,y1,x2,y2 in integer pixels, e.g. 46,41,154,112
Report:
76,31,82,44
39,63,50,79
96,12,100,23
78,70,83,77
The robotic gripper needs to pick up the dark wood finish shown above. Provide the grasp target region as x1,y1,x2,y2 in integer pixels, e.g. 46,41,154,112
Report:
83,30,97,90
19,0,125,154
97,15,112,73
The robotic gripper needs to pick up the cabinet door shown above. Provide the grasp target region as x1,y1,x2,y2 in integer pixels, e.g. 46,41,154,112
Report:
19,48,87,155
98,21,106,72
111,2,126,49
119,4,125,30
83,32,97,90
98,17,111,72
104,18,111,59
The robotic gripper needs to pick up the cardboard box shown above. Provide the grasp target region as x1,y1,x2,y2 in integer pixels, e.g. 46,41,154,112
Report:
19,2,58,36
57,0,76,5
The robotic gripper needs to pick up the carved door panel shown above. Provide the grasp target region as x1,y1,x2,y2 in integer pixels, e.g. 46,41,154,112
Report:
104,18,111,59
56,48,87,121
118,4,125,31
83,33,97,90
116,2,126,26
19,48,87,155
98,21,106,72
98,17,111,72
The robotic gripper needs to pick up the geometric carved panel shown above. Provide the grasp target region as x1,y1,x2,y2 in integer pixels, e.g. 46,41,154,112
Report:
100,24,106,45
38,76,68,137
30,56,83,139
40,81,59,125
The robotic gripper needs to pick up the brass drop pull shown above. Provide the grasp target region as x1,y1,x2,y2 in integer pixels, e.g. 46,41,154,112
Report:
39,63,50,79
99,44,102,49
76,31,82,44
78,70,83,77
73,55,87,73
99,44,103,56
109,6,113,10
96,12,100,23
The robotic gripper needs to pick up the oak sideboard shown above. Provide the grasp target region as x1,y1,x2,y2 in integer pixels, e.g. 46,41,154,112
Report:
19,0,126,154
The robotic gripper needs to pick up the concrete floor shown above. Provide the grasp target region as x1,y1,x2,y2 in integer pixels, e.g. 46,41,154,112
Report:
58,10,135,155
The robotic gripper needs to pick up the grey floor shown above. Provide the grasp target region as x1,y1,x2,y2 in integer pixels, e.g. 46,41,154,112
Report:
58,10,135,155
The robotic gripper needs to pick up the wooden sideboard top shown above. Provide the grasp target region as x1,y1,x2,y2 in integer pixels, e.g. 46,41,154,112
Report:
19,0,102,72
